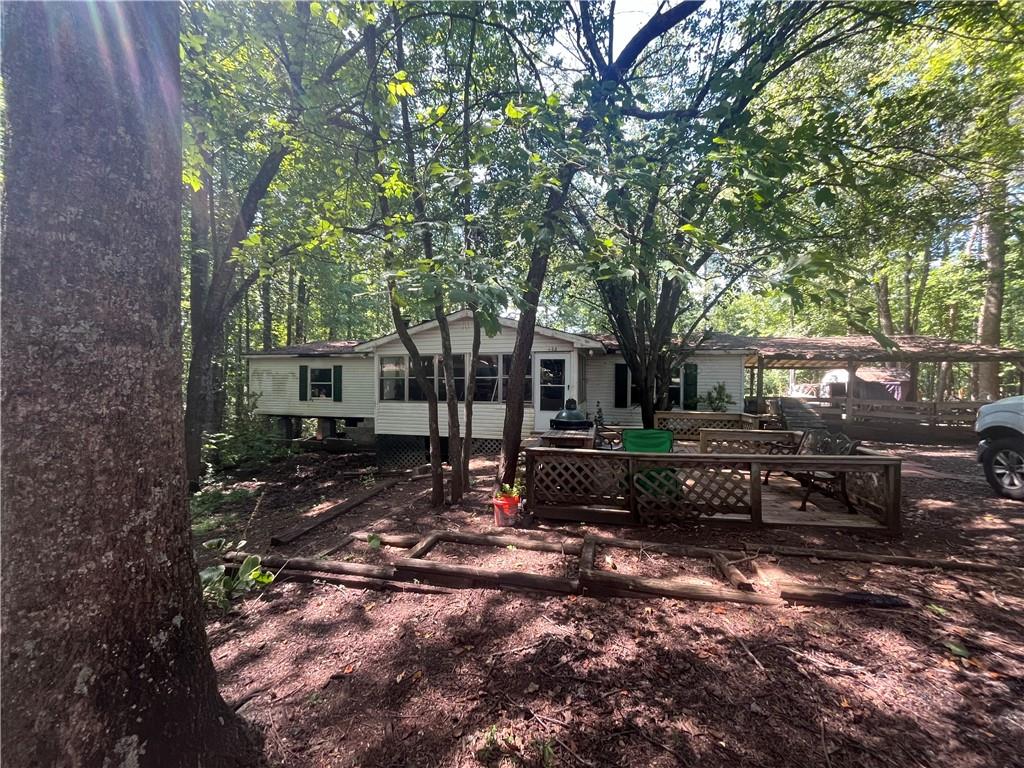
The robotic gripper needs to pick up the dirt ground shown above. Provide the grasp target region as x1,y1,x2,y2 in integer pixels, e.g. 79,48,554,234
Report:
198,443,1024,768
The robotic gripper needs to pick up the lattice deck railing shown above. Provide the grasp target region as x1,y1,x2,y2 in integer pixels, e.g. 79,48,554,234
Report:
698,429,803,455
653,410,762,440
525,447,901,535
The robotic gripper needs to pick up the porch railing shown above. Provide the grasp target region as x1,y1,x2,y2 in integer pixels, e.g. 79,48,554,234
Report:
653,410,762,440
698,428,803,455
798,397,987,427
524,446,902,535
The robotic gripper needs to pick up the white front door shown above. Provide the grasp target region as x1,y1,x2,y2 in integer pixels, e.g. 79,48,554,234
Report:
534,353,571,431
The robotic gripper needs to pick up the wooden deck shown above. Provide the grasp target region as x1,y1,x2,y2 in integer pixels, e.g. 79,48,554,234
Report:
525,447,902,535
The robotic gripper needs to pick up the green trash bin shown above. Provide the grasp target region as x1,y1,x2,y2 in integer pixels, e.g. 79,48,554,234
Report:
622,429,679,506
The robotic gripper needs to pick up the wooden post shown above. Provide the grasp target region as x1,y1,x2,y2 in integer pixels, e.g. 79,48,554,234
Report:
906,361,919,402
627,455,639,524
884,461,901,536
845,360,857,423
525,450,536,516
748,366,755,397
749,461,762,526
755,357,765,413
316,417,337,439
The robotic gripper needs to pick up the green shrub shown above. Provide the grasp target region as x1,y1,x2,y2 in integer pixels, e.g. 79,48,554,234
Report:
199,539,275,609
190,487,253,534
698,381,736,412
203,401,293,478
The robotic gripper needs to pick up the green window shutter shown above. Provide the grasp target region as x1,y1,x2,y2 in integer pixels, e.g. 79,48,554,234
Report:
332,365,343,401
683,363,698,410
299,365,308,401
614,364,628,409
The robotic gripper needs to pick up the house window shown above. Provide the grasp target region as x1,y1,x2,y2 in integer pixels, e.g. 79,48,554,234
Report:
501,354,532,404
614,363,640,408
379,356,406,401
437,354,467,401
669,367,682,406
615,363,696,408
472,354,500,402
310,368,333,399
408,357,435,401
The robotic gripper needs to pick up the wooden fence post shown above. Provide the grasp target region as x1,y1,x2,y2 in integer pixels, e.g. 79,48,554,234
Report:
525,450,536,515
749,461,762,526
884,461,901,536
627,455,639,524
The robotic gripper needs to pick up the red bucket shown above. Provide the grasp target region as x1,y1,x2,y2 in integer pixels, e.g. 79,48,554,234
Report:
492,495,520,526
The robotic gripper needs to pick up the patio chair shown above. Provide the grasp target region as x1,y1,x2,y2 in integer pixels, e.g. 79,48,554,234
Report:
621,429,674,453
622,429,678,500
765,428,860,512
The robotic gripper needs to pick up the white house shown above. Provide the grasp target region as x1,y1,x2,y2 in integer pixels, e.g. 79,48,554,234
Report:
246,311,749,454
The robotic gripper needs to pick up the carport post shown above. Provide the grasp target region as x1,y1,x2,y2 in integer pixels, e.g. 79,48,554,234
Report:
755,356,765,412
845,360,858,421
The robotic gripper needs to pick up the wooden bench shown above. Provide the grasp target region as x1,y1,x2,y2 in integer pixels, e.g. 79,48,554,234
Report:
765,429,861,512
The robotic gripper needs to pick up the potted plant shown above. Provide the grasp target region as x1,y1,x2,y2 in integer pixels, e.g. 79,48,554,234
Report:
492,481,523,526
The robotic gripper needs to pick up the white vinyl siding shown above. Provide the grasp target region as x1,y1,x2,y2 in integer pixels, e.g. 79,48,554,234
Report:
373,316,574,438
585,352,747,424
374,402,535,440
249,356,375,418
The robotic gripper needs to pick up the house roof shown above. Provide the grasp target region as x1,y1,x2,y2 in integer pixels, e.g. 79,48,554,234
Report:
350,309,604,352
246,339,363,358
244,310,604,358
701,332,1024,369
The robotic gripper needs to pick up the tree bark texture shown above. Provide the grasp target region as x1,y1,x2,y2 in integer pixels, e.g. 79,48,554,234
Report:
1,3,262,766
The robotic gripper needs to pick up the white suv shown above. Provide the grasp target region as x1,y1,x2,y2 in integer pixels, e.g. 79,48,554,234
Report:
976,395,1024,500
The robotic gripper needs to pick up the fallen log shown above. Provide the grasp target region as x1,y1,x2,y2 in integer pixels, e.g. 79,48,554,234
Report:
225,551,396,581
393,558,579,595
439,530,584,556
270,478,401,545
405,532,442,559
581,567,783,607
349,530,422,548
712,551,754,592
238,566,454,595
744,543,1017,575
778,583,911,609
315,534,353,559
581,535,742,561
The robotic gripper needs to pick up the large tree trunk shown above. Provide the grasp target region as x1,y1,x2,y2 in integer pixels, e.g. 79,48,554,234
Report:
0,3,262,765
976,178,1008,400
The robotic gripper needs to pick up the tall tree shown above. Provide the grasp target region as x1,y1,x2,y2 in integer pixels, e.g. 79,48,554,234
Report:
497,1,705,486
1,3,261,765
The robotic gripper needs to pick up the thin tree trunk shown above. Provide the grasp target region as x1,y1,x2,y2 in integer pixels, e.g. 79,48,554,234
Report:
1,4,262,764
875,275,895,337
463,310,481,490
261,277,273,351
436,309,464,502
976,177,1008,399
391,8,459,502
285,262,295,346
235,308,246,422
295,274,307,344
937,304,959,401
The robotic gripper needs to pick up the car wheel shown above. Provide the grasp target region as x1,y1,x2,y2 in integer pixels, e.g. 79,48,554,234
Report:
982,437,1024,500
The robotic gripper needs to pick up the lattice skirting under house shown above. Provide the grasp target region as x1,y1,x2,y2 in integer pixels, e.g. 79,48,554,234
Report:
377,435,430,471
